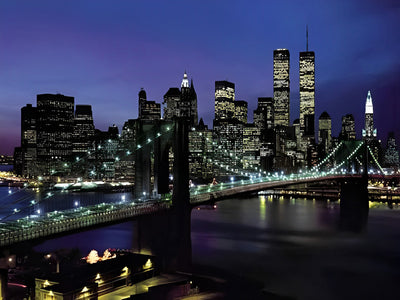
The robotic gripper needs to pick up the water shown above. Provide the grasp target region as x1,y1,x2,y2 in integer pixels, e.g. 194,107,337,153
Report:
2,187,400,299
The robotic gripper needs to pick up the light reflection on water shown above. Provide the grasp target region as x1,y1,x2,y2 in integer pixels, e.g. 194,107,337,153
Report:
191,195,400,300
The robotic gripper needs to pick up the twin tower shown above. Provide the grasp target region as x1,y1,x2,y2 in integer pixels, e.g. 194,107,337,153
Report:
273,48,315,138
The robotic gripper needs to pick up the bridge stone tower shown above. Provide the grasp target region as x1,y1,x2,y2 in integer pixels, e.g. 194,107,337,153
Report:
134,117,192,271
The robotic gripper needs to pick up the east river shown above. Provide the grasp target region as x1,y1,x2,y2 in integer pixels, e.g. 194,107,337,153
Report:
1,186,400,299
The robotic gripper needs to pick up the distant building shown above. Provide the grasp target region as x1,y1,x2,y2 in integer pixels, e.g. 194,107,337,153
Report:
189,119,213,181
163,72,198,126
20,104,37,176
273,49,290,127
339,114,356,141
253,97,275,171
214,80,235,121
383,132,399,169
299,51,315,137
115,119,137,180
138,88,161,120
362,91,377,140
89,126,119,179
318,111,332,155
234,100,248,124
36,93,75,175
242,124,261,172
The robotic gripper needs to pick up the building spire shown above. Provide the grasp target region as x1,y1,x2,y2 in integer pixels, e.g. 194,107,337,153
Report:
306,25,309,51
365,90,373,114
181,71,189,88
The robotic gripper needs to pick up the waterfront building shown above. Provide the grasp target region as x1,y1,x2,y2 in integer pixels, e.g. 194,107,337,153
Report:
73,105,95,156
273,49,290,127
36,93,75,175
339,114,356,141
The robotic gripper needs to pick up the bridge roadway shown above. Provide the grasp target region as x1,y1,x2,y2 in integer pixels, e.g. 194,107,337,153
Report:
0,174,374,248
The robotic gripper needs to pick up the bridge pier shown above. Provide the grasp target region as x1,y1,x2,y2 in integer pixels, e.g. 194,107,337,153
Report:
339,177,369,232
133,117,192,272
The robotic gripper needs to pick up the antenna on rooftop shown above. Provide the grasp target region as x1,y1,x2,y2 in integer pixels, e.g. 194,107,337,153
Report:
306,25,309,52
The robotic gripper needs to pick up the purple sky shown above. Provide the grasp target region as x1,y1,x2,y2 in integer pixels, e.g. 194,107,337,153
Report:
1,0,399,155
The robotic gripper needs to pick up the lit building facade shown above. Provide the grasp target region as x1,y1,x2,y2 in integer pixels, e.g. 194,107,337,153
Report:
362,90,377,140
189,119,213,181
299,51,315,136
138,88,161,121
234,100,248,124
273,49,290,127
242,124,260,171
214,80,235,120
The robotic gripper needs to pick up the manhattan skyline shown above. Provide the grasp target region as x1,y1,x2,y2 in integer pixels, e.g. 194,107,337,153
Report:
1,0,400,155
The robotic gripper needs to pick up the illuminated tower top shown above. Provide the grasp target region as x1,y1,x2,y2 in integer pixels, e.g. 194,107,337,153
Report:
181,71,189,88
363,90,376,140
365,90,373,114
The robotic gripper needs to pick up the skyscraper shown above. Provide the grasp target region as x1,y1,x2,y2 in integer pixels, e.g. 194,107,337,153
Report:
234,100,248,124
339,114,356,141
318,111,332,154
36,93,75,174
273,49,290,127
73,105,95,157
138,88,161,120
362,90,377,140
299,50,315,136
214,80,235,121
163,72,198,126
21,104,37,176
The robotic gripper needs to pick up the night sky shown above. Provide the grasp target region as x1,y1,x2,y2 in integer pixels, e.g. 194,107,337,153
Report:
1,0,399,155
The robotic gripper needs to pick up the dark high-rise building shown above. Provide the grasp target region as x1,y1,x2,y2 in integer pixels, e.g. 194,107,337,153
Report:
273,49,290,127
242,124,260,171
362,90,376,140
254,97,275,171
214,80,235,120
181,73,198,127
383,132,399,169
163,88,181,120
339,114,356,141
163,72,198,126
73,105,95,156
20,104,37,176
138,88,161,121
318,111,332,154
299,51,315,136
36,93,75,174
